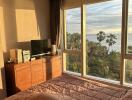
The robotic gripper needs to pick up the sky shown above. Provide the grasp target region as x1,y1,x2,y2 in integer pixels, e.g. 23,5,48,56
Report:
66,0,132,34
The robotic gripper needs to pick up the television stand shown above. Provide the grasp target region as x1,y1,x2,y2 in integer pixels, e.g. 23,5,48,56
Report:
5,55,62,96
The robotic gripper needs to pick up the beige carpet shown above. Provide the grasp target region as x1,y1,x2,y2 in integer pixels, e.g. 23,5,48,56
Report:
5,74,131,100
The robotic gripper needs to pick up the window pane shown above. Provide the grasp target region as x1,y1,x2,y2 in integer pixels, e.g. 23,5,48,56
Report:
66,8,81,50
127,1,132,54
125,60,132,84
66,54,81,73
86,0,122,81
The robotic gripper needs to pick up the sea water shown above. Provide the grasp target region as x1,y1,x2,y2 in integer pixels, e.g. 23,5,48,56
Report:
87,34,132,52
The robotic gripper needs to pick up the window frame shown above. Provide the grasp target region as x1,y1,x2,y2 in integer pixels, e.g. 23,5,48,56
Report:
63,0,132,86
63,7,83,74
123,0,132,85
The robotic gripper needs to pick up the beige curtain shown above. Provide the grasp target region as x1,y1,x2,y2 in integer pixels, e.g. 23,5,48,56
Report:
50,0,63,48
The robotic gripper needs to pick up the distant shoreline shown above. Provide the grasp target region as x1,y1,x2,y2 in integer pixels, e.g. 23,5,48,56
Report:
86,34,132,52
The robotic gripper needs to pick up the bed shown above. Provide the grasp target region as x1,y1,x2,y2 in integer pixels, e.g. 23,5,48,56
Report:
5,74,132,100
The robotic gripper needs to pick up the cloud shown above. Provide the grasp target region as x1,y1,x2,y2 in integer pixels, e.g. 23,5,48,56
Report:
128,27,132,33
66,8,81,24
66,0,132,34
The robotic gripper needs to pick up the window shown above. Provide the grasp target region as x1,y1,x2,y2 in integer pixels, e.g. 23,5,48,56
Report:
66,54,81,73
63,0,132,86
64,8,81,73
127,0,132,54
125,0,132,84
86,0,122,81
66,8,81,50
125,59,132,84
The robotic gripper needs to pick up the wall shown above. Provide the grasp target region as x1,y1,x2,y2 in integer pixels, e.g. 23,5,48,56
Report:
0,0,50,99
0,0,50,60
0,30,5,99
0,0,6,99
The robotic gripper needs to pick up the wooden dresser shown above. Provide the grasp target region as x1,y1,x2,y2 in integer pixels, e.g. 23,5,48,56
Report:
5,56,62,96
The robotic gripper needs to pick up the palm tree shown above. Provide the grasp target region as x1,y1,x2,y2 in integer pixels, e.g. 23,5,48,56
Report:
97,31,106,44
106,33,117,52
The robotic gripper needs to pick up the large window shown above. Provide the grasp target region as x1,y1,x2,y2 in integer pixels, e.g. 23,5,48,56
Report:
64,8,81,73
127,0,132,54
125,0,132,84
63,0,132,86
86,0,122,81
66,8,81,50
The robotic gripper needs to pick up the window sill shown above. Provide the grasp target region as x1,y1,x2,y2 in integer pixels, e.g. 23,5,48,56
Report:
63,71,81,76
84,75,120,86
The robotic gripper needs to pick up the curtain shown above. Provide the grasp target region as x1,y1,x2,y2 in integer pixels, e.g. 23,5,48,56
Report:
50,0,63,48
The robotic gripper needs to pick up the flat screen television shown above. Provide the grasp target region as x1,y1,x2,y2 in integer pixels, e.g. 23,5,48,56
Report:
31,39,50,57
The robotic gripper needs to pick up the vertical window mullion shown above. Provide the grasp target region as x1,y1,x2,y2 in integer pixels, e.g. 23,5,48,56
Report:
63,10,66,72
121,0,128,85
81,0,86,76
63,11,67,50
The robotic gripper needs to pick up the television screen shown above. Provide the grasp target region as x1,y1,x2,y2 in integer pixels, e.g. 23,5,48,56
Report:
31,39,49,56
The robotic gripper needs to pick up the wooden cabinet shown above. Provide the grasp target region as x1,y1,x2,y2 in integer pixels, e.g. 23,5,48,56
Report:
45,56,62,80
14,62,31,91
5,59,45,96
50,56,62,78
31,59,45,85
5,56,62,96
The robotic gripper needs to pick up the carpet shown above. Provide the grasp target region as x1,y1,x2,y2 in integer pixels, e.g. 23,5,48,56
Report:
5,74,130,100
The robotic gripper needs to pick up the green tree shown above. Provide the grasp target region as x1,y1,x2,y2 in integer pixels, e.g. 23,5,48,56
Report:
106,33,117,52
107,51,120,80
97,31,106,44
66,32,81,73
66,31,121,81
67,32,81,49
87,41,109,77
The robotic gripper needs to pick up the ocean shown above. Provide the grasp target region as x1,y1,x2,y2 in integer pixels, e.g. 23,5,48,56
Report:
87,34,132,52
